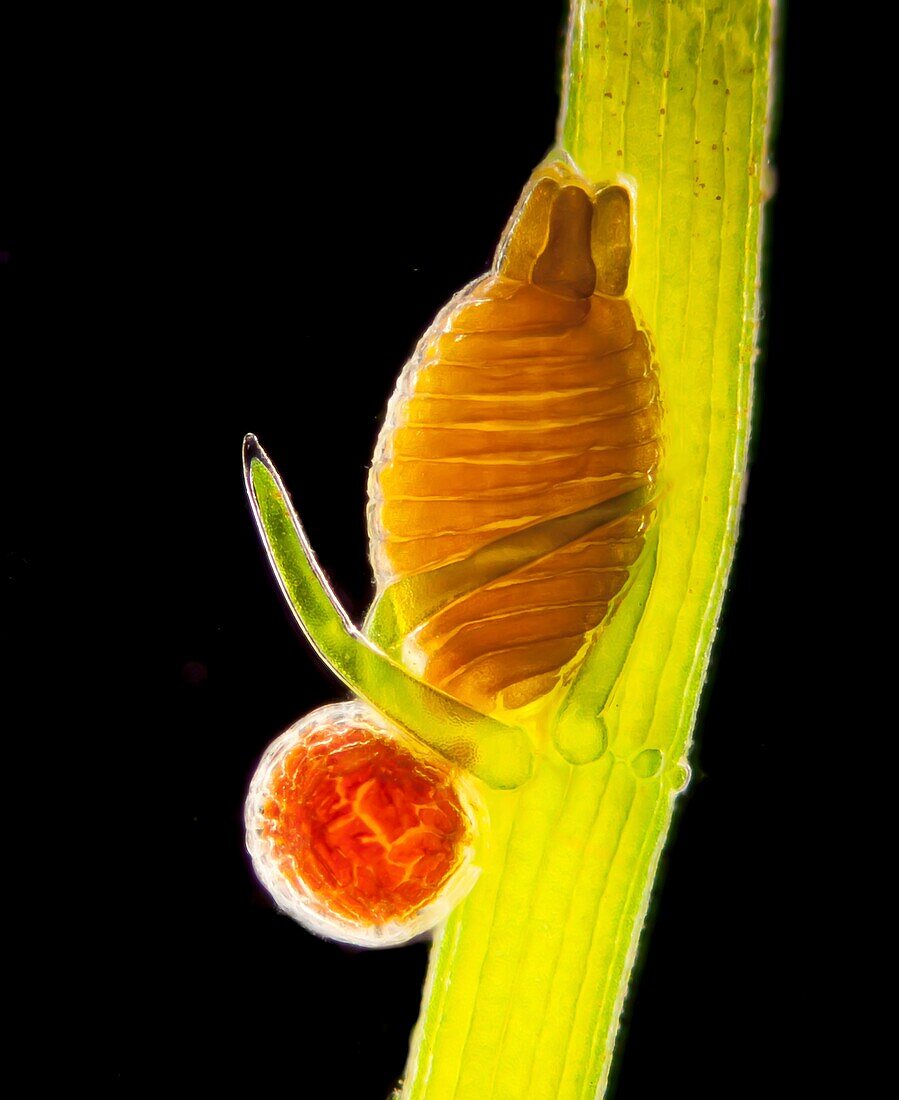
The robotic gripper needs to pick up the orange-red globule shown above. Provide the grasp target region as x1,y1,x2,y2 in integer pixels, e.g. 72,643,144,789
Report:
246,701,480,946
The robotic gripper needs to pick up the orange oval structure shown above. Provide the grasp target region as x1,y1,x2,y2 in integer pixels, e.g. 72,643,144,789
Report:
368,159,662,713
245,701,481,945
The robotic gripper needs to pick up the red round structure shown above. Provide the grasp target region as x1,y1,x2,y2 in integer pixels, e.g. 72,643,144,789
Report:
246,701,481,945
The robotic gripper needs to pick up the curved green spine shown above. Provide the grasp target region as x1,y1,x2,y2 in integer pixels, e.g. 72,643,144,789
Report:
244,437,533,790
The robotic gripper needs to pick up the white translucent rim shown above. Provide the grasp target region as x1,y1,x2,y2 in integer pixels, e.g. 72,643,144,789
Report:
245,699,484,947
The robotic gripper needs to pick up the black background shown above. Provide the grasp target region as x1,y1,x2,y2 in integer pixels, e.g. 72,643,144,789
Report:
5,2,804,1095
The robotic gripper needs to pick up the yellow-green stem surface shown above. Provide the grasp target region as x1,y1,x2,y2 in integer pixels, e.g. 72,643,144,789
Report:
400,2,774,1097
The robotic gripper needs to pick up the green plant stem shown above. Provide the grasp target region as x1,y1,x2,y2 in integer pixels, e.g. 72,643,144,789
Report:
400,2,774,1097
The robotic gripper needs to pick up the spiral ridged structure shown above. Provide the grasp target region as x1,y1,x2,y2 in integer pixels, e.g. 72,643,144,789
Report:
368,161,662,713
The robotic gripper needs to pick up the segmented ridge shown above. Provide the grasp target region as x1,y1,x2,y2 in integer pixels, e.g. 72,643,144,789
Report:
367,164,662,711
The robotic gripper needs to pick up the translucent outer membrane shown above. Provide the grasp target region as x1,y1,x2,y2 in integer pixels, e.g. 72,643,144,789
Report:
245,701,483,948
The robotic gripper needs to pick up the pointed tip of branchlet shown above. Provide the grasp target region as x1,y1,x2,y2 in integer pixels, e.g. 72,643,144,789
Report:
243,433,280,483
243,434,279,505
243,432,262,464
